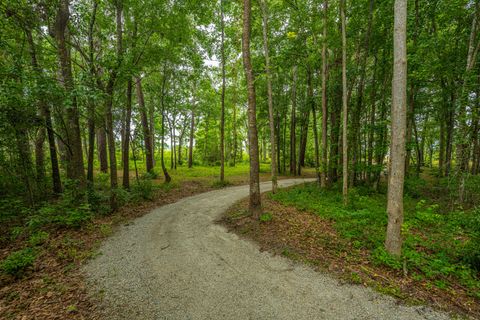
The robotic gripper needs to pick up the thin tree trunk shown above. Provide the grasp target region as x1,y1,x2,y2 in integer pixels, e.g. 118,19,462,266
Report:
242,0,261,217
97,126,108,173
136,77,154,173
309,69,321,184
321,0,329,187
122,79,133,188
290,65,298,176
341,0,348,205
386,0,407,257
160,70,171,183
260,0,278,192
219,0,226,182
25,28,61,194
105,0,123,210
188,104,195,168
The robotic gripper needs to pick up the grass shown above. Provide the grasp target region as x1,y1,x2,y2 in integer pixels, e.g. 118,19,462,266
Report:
270,182,480,300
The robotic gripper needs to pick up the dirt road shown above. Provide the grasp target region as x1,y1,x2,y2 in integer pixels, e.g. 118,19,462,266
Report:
84,179,449,320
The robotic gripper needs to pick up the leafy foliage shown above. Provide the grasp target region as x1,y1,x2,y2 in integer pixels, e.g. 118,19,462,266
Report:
1,248,37,277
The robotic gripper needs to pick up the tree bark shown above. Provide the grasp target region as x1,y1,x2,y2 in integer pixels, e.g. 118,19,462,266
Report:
54,0,85,186
25,28,62,194
321,0,329,187
341,0,348,205
122,78,133,188
160,68,171,183
242,0,261,217
219,0,226,182
136,76,154,173
260,0,278,192
386,0,407,257
290,65,298,176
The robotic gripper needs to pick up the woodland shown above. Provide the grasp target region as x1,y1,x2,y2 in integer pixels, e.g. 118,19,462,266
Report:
1,0,480,318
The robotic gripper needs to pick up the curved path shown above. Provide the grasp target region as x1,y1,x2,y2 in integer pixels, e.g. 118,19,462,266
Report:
84,179,449,320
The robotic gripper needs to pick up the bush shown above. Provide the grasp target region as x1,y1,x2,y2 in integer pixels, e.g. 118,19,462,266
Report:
131,178,155,201
27,202,92,230
462,207,480,271
28,231,49,246
404,176,426,198
1,248,37,277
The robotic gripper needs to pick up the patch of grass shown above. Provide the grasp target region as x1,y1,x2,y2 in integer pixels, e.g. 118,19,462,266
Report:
211,179,232,188
270,182,480,300
259,212,273,222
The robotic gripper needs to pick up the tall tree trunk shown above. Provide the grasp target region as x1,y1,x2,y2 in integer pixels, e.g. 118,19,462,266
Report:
105,0,123,210
290,65,298,175
309,69,321,184
386,0,407,257
54,0,85,186
341,0,348,205
136,77,154,173
188,100,195,168
298,107,309,175
260,0,278,192
26,28,62,194
122,78,133,188
242,0,261,217
160,70,171,183
219,0,226,182
367,54,378,184
321,0,329,187
351,0,374,185
97,126,108,173
232,103,238,166
86,0,98,185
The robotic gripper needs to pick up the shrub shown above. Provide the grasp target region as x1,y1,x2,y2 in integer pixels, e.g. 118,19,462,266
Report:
404,176,426,198
1,248,37,277
27,202,92,230
462,207,480,271
131,178,155,201
28,231,49,246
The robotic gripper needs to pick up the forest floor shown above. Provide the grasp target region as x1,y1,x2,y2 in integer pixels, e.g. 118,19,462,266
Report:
83,178,448,320
221,174,480,319
0,164,312,320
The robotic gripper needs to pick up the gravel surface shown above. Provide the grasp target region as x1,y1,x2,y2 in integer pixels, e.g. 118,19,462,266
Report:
84,179,451,320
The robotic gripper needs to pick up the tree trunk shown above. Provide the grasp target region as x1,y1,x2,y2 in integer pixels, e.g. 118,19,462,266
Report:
136,77,154,173
309,69,321,184
122,78,133,188
26,28,62,194
219,0,226,182
321,0,329,187
260,0,278,192
367,54,378,184
160,70,171,183
290,65,298,176
188,106,195,168
105,0,124,210
54,0,85,186
341,0,348,205
386,0,407,257
242,0,261,217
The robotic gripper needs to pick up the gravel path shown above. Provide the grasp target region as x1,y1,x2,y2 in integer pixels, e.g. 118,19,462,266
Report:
84,179,450,320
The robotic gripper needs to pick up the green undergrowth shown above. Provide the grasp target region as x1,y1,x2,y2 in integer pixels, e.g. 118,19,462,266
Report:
0,172,160,277
270,182,480,299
